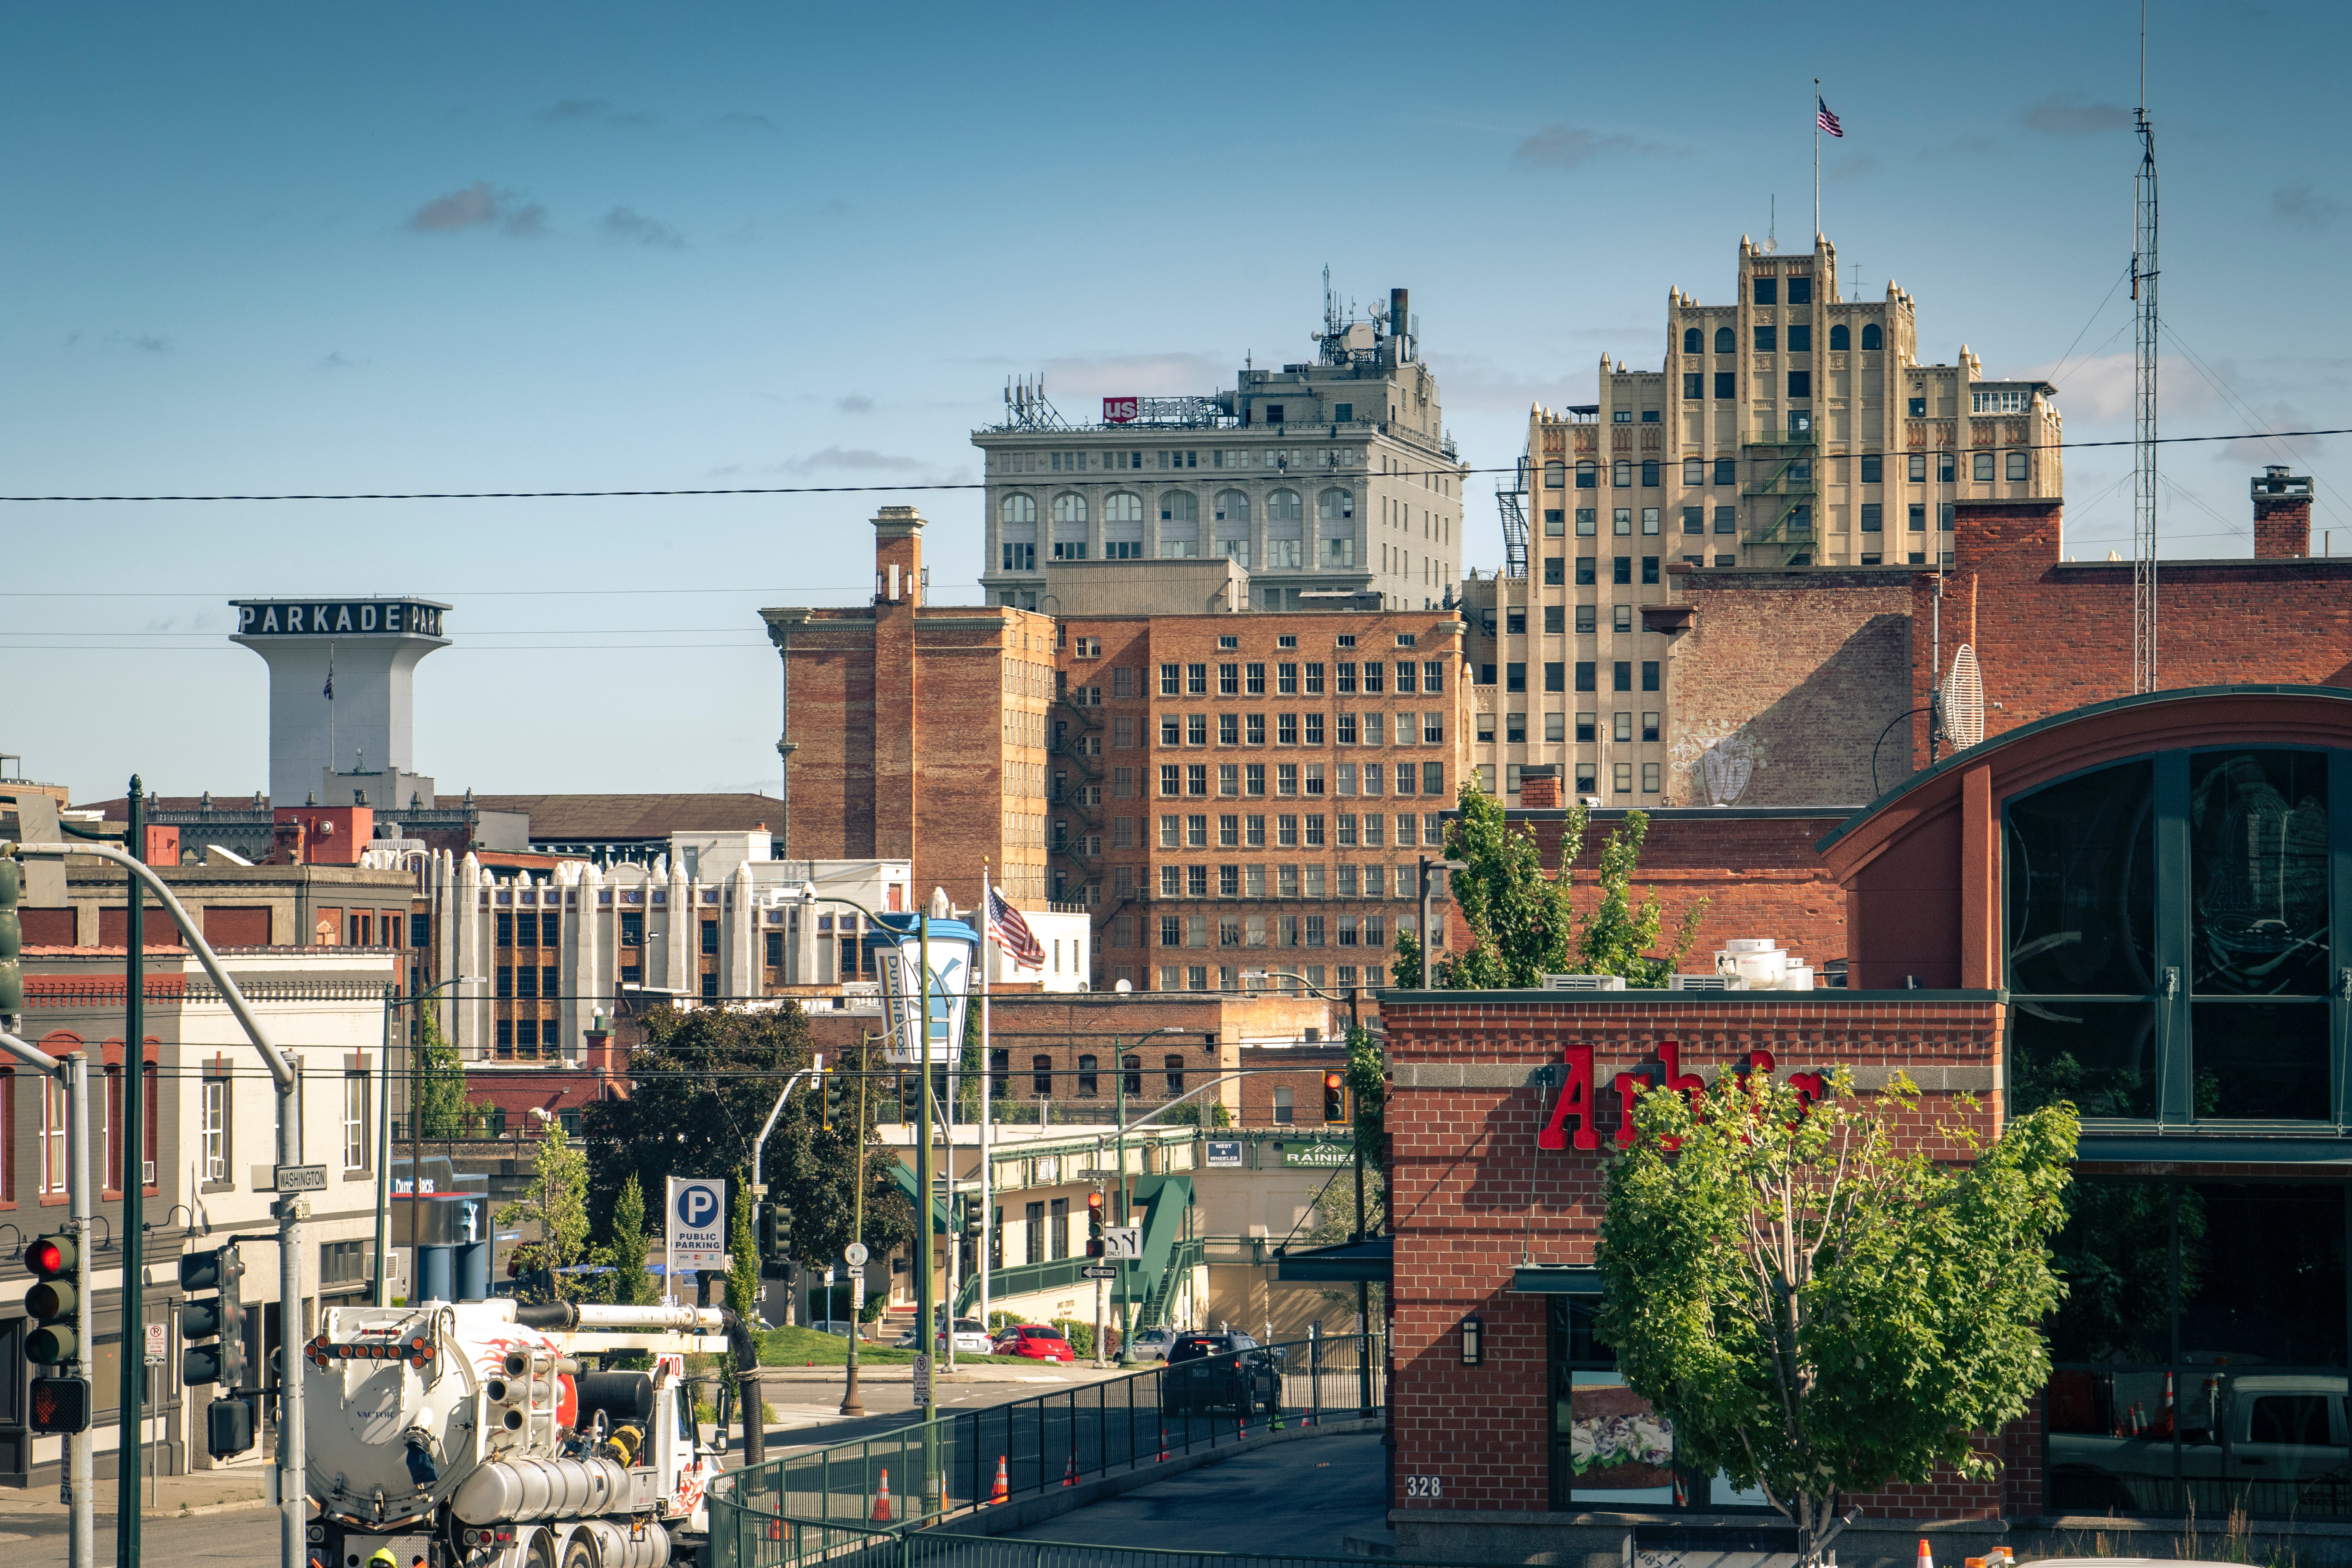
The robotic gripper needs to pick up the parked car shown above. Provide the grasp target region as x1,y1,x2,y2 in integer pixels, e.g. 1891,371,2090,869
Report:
1126,1327,1175,1363
1162,1332,1283,1414
896,1316,995,1355
993,1323,1077,1363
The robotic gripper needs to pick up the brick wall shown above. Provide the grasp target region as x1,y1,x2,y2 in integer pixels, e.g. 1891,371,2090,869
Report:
1501,810,1851,976
2254,493,2312,559
1381,993,2005,1520
1910,498,2352,768
1662,568,1914,807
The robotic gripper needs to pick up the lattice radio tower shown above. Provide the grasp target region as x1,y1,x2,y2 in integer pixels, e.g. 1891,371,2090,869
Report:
2130,8,2160,692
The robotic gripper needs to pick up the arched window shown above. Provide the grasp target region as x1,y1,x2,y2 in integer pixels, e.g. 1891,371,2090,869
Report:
999,493,1036,524
1103,491,1144,522
1714,326,1735,354
1317,487,1354,522
1829,323,1850,351
1051,492,1087,524
1575,459,1596,489
1860,323,1882,350
1683,327,1702,354
1160,491,1197,524
1031,1055,1053,1098
1213,490,1250,524
1077,1055,1099,1097
1266,488,1302,522
1543,460,1566,490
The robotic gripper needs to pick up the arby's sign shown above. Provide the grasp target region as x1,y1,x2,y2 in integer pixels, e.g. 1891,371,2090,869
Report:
1537,1041,1828,1152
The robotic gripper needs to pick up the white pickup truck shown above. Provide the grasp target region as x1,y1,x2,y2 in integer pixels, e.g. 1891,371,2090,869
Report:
2048,1371,2351,1517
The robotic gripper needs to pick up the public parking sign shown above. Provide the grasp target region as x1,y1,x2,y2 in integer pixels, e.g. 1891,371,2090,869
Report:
668,1177,729,1268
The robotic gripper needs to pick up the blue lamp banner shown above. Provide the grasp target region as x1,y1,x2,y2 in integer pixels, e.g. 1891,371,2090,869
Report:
865,914,981,1066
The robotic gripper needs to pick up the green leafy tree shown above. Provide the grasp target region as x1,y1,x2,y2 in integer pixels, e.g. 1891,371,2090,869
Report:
496,1117,591,1302
599,1173,654,1307
1596,1072,2078,1567
413,997,475,1137
1393,779,1702,989
1345,1023,1385,1175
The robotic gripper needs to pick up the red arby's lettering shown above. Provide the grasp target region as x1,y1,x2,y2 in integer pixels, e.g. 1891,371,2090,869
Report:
1530,1041,1805,1151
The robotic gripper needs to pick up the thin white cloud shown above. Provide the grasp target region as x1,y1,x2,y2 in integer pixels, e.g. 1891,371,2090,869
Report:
2273,183,2346,233
1514,123,1681,169
2020,93,2132,136
600,207,686,249
406,182,545,238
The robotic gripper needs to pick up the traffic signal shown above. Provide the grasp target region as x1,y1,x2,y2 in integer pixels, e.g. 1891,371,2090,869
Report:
0,854,21,1021
28,1375,89,1435
205,1396,254,1459
178,1245,247,1388
1323,1072,1346,1124
24,1233,80,1364
1085,1191,1106,1258
961,1200,984,1241
757,1198,792,1263
824,1067,850,1127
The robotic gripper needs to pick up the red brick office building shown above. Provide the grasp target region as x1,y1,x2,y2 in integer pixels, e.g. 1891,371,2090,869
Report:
1382,684,2352,1565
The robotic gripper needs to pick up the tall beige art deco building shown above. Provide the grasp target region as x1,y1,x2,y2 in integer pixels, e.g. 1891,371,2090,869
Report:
1462,234,2064,805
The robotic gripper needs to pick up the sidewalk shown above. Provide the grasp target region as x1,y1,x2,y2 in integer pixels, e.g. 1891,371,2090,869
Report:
0,1467,272,1519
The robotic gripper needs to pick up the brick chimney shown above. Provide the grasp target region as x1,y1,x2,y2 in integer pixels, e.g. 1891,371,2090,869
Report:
873,505,926,606
1519,764,1562,809
2252,466,2312,559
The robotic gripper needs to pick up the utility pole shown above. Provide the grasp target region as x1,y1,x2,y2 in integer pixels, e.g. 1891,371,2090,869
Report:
841,1047,867,1417
118,780,144,1568
2132,0,2160,693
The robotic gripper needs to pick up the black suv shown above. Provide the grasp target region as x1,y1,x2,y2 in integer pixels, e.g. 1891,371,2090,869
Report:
1161,1332,1283,1415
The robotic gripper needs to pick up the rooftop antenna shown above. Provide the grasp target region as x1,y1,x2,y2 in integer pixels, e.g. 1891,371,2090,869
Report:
1760,196,1777,254
2131,0,2159,691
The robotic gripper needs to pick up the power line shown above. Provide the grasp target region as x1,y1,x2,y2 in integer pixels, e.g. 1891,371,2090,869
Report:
0,426,2343,503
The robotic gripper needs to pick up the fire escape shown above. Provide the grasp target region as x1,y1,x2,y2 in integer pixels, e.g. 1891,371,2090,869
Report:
1047,683,1106,911
1742,417,1819,565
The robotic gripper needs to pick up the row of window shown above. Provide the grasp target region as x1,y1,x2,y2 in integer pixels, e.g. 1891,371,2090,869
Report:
1544,452,1978,493
495,965,563,998
1145,962,1385,994
995,446,1359,475
494,912,561,947
1490,760,1663,796
1154,711,1446,747
1678,318,1882,354
1158,761,1446,797
1158,660,1442,696
1537,555,1661,586
193,1069,371,1189
998,487,1354,528
1148,811,1444,849
1477,713,1661,744
1676,372,1817,399
1154,861,1428,900
1004,539,1353,572
1490,662,1663,693
1156,911,1393,947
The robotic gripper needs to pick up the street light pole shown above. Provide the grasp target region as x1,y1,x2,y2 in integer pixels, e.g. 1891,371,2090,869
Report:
380,975,471,1308
1417,857,1467,989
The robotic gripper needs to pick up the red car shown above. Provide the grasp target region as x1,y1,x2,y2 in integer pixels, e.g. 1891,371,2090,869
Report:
992,1324,1076,1363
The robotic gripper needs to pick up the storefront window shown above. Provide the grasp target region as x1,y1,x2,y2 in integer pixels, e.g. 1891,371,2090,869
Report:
2046,1179,2350,1518
2006,749,2341,1126
1548,1297,1770,1512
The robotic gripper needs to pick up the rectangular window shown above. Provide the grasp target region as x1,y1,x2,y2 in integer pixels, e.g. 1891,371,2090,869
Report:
343,1073,368,1171
1218,713,1238,746
1681,506,1703,535
1753,277,1777,304
1753,324,1776,353
1642,762,1661,793
1910,504,1927,532
1187,813,1209,847
200,1076,227,1185
1574,662,1596,692
1974,451,1996,481
1160,765,1180,798
1642,712,1660,742
1336,662,1356,694
1614,761,1634,794
1860,502,1883,533
1612,661,1632,692
1219,864,1239,898
1363,663,1383,694
1305,662,1324,694
1187,663,1209,695
1787,371,1811,398
1642,557,1660,585
1714,507,1737,535
1575,508,1596,536
1682,373,1703,399
1543,557,1564,586
1277,662,1298,695
1939,453,1957,483
1304,713,1323,745
1714,372,1735,399
1544,662,1566,693
1246,662,1266,695
1186,865,1208,898
1614,508,1632,536
1504,664,1525,694
1161,663,1181,695
1642,662,1660,692
1571,604,1593,634
1186,764,1208,796
1276,763,1298,796
1860,454,1883,484
2006,450,2029,481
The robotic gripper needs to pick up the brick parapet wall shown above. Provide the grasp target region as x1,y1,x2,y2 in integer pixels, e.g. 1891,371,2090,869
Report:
1379,992,2009,1521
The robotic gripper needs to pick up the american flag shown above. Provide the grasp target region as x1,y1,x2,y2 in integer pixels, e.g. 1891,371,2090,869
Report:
1816,97,1843,138
986,885,1045,970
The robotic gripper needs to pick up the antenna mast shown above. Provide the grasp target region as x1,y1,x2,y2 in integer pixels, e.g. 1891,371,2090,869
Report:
2131,3,2159,692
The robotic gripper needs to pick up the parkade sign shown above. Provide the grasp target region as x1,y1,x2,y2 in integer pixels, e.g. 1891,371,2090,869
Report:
233,599,448,637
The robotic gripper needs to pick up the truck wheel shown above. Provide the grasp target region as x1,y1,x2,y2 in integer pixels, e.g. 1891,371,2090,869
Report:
560,1535,597,1568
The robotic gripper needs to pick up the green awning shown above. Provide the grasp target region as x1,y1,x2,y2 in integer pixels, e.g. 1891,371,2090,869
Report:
1274,1235,1390,1283
1511,1265,1601,1294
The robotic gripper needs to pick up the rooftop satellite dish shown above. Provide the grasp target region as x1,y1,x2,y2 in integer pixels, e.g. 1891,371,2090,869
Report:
1940,644,1985,750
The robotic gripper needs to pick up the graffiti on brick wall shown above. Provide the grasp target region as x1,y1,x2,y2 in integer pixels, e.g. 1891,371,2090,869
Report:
1671,723,1763,805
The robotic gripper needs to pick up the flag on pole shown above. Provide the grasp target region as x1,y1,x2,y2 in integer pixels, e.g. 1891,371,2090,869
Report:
323,642,334,699
986,885,1045,970
1816,97,1844,137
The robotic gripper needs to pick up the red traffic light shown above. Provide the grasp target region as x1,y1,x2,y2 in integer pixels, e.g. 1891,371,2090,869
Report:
1323,1072,1347,1123
1085,1192,1105,1214
25,1236,73,1277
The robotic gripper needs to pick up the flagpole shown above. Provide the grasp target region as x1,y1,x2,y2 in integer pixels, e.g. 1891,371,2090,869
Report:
1813,77,1821,243
977,861,994,1337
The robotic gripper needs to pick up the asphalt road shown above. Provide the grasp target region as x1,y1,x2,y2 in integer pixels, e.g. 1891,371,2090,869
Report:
998,1430,1388,1557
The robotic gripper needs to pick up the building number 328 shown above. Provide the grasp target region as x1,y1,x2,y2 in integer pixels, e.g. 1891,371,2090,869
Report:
1403,1476,1442,1498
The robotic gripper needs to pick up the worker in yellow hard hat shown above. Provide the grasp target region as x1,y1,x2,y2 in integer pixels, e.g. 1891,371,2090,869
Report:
366,1549,398,1568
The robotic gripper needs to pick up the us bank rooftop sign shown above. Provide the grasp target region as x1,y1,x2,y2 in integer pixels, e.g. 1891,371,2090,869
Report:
232,598,449,637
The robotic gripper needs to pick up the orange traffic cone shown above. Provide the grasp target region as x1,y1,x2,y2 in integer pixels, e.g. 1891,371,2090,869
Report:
1916,1539,1933,1568
1061,1448,1080,1487
871,1469,893,1523
1157,1426,1169,1463
986,1455,1010,1507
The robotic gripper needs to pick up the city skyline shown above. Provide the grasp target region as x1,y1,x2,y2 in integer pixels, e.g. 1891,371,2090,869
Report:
6,0,2343,800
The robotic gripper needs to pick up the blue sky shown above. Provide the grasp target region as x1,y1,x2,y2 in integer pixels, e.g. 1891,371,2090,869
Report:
7,0,2344,803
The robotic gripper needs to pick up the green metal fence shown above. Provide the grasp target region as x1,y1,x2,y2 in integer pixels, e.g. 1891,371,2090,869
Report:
708,1333,1384,1568
707,1528,1421,1568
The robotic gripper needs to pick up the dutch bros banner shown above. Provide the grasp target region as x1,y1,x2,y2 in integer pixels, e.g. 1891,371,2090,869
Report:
863,913,981,1066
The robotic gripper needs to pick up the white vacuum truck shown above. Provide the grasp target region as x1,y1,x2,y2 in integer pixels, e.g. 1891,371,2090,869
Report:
303,1298,760,1568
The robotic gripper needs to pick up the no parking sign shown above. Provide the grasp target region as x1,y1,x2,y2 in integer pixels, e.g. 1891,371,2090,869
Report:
668,1176,729,1270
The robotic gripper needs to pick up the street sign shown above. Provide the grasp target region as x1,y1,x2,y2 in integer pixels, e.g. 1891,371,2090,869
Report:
1080,1265,1117,1280
912,1354,931,1402
1103,1226,1141,1260
667,1176,729,1268
273,1164,328,1193
1205,1140,1243,1167
844,1242,870,1268
144,1322,165,1366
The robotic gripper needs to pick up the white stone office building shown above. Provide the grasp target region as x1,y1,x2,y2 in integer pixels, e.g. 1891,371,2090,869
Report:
975,286,1469,614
